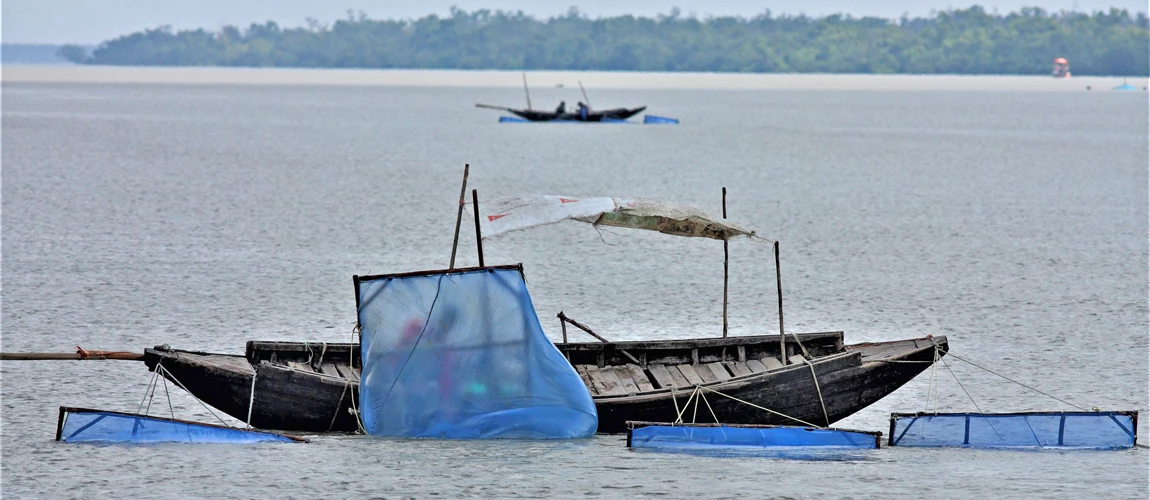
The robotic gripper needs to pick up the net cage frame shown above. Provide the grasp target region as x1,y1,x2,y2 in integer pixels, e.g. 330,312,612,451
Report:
625,421,883,449
888,411,1139,449
55,406,308,443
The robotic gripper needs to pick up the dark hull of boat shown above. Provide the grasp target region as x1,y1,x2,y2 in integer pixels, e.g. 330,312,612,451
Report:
509,106,647,122
143,334,946,434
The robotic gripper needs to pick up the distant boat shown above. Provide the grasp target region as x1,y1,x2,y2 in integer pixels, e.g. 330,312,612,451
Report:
476,103,647,122
476,73,647,122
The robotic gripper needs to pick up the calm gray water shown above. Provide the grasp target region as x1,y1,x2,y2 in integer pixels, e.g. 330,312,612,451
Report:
2,77,1147,498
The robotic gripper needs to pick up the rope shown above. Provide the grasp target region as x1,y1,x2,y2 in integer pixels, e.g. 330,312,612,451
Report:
698,386,823,428
156,363,233,428
348,324,366,434
161,373,175,419
802,358,830,426
945,352,1089,411
940,355,985,413
329,379,350,432
136,368,160,415
924,346,940,412
245,371,257,429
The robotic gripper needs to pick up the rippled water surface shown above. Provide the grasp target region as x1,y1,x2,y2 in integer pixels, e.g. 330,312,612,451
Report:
2,71,1147,498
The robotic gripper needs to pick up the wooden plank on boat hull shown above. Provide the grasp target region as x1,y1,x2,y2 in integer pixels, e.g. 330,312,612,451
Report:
574,365,596,395
676,364,704,386
703,362,733,381
587,366,627,396
626,365,656,393
727,362,753,377
762,356,784,371
646,364,676,389
612,367,640,395
745,359,767,373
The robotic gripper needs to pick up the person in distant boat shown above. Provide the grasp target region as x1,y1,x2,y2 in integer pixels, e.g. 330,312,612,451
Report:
555,101,566,114
577,101,589,120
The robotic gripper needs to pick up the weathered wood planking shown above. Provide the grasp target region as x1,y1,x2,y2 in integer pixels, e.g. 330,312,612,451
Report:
646,364,677,389
612,366,641,394
789,355,808,366
703,362,733,381
626,365,656,392
676,364,705,386
319,364,341,378
574,365,596,394
727,361,753,377
746,359,768,373
694,363,718,383
588,366,627,396
762,356,784,370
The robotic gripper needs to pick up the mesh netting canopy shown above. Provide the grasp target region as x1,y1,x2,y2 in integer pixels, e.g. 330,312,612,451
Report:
468,195,758,241
356,265,598,439
627,422,881,449
889,412,1138,449
56,407,303,444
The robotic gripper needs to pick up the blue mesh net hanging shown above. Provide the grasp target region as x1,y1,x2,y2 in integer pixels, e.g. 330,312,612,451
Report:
356,265,598,439
889,412,1138,449
56,407,303,444
628,423,881,450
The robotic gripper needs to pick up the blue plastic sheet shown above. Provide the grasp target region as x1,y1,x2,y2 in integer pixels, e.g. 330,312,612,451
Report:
357,266,598,439
889,412,1137,449
628,424,881,449
499,116,529,123
643,115,680,124
56,407,301,444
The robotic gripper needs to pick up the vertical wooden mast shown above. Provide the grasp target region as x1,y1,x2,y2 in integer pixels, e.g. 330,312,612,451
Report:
449,164,469,269
722,187,729,338
472,189,485,267
775,241,786,364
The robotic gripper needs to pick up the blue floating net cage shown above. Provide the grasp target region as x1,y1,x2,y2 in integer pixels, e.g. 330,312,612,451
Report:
623,384,882,450
627,421,881,450
889,411,1138,449
56,407,305,444
355,265,598,439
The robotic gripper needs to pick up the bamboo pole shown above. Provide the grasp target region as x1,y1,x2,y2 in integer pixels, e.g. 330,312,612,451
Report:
722,187,729,338
775,241,786,365
522,72,532,110
449,164,470,269
472,189,485,267
1,351,144,361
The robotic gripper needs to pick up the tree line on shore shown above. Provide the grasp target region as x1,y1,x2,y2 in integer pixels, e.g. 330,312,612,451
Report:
60,6,1149,76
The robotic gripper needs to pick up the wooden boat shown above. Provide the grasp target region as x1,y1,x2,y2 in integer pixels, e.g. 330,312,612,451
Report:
142,329,946,433
477,104,648,122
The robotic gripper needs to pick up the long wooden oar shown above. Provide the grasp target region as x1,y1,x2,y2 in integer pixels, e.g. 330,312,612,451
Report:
475,103,515,112
1,347,144,361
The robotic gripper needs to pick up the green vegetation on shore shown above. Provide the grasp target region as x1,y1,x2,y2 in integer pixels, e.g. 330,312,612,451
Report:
60,6,1148,76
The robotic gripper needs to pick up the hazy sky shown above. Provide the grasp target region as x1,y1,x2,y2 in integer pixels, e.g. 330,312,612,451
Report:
3,0,1145,44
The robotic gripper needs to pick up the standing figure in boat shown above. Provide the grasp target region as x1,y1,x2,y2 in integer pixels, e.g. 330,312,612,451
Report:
577,101,589,120
555,101,566,114
1052,58,1071,78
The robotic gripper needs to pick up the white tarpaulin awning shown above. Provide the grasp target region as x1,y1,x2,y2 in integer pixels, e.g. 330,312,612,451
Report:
467,195,757,241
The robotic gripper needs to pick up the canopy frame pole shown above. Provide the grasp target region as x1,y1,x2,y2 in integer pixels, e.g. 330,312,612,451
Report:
722,187,729,338
472,189,485,267
775,241,786,365
448,164,469,269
